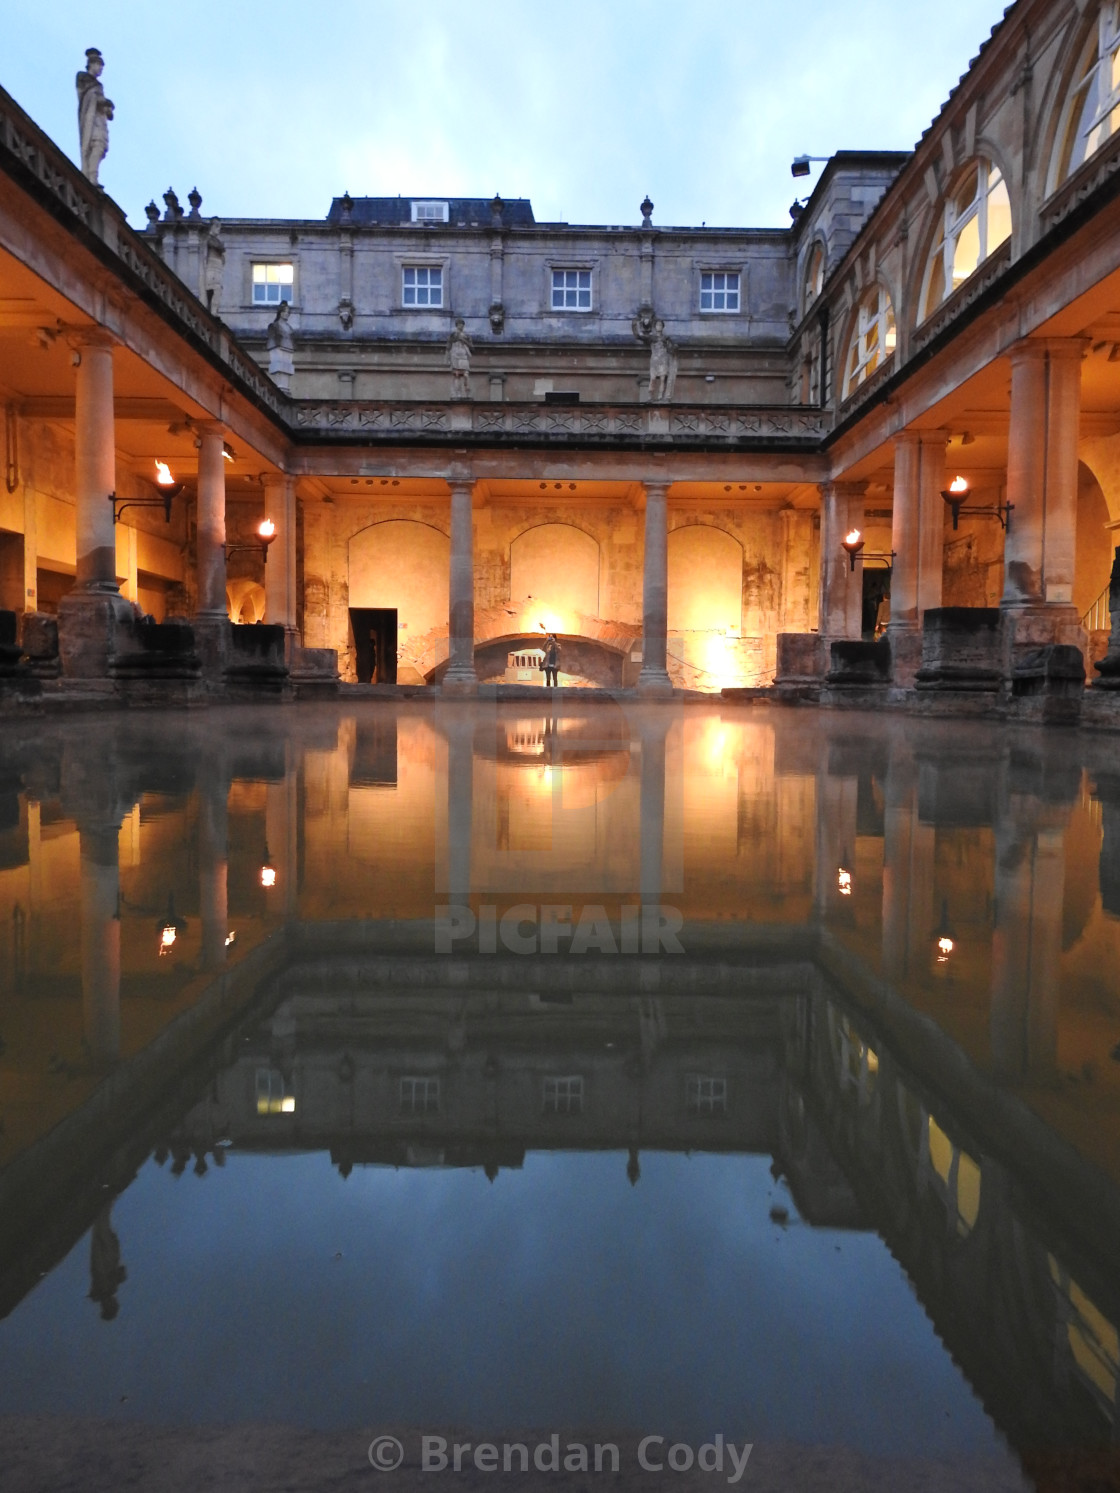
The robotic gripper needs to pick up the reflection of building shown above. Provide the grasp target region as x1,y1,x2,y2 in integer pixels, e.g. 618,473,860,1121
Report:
4,1,1120,697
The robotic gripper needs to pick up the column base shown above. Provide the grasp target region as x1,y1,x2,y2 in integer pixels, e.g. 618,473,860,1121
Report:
57,589,134,679
192,613,230,683
774,633,827,699
885,624,923,688
441,669,479,698
636,668,673,697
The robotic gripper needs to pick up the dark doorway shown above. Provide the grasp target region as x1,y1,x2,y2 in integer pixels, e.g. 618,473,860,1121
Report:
861,570,890,640
350,607,398,684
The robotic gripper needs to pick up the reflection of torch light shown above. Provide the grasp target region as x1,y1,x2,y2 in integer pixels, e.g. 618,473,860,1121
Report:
838,867,852,896
933,898,956,965
260,844,276,888
159,925,177,953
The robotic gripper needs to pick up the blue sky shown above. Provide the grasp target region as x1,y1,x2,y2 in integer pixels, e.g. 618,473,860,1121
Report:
3,0,1010,229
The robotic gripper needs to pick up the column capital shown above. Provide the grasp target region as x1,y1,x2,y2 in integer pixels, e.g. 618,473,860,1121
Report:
820,478,868,498
63,324,118,353
194,419,228,440
447,479,476,499
894,427,949,451
641,479,671,496
1007,335,1090,366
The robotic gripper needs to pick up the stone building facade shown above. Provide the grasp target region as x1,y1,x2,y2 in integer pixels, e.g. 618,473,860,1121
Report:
2,0,1120,699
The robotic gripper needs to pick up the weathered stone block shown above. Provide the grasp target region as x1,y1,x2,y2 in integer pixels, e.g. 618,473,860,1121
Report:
826,637,891,688
20,612,60,677
774,632,827,697
915,607,1002,691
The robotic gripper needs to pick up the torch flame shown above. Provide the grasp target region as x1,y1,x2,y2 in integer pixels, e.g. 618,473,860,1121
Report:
260,865,277,888
949,475,969,494
154,460,175,487
844,529,862,546
159,924,177,953
258,519,276,539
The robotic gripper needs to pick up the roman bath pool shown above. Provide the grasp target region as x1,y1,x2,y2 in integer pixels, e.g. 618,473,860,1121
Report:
0,700,1116,1491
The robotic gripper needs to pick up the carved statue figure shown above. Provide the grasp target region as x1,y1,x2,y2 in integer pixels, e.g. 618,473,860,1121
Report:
642,318,677,403
447,318,473,399
266,301,295,389
202,218,226,312
76,48,113,186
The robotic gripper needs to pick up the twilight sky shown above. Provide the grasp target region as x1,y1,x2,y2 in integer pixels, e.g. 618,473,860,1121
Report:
3,0,1010,230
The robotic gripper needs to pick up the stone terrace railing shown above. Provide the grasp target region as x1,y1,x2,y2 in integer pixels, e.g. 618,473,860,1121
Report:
289,400,829,447
0,83,285,423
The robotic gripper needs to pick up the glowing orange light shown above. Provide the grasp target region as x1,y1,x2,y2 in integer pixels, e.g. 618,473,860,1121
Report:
154,460,175,487
948,475,969,494
844,529,862,546
936,935,954,963
260,864,277,889
159,924,177,954
258,519,276,540
838,867,853,896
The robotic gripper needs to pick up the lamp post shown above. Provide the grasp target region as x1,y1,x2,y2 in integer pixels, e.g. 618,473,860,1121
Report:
791,155,831,178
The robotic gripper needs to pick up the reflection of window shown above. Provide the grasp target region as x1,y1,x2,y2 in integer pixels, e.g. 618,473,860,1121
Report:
255,1068,295,1114
829,1008,878,1108
403,266,443,307
687,1076,728,1115
927,1116,981,1236
252,263,293,305
842,284,896,399
1048,1254,1119,1426
551,269,592,311
803,243,825,310
919,159,1011,319
543,1075,583,1114
700,271,740,313
399,1076,440,1114
1054,3,1120,186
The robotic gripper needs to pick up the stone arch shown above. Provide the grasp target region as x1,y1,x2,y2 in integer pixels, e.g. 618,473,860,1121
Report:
1041,3,1117,199
509,521,600,622
348,518,450,641
227,578,265,624
667,523,743,632
1075,459,1114,619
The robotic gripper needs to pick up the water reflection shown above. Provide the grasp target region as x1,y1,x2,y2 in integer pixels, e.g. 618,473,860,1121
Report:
0,703,1117,1471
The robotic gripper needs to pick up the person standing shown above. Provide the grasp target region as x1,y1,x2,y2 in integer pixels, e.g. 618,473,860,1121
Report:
543,633,561,688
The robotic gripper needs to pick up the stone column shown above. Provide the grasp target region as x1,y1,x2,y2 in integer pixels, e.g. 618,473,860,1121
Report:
57,329,131,676
778,508,813,633
1002,339,1086,646
888,431,947,682
443,480,477,694
263,473,298,656
638,480,672,694
880,749,936,981
818,480,866,640
80,820,121,1067
990,816,1065,1082
194,422,228,676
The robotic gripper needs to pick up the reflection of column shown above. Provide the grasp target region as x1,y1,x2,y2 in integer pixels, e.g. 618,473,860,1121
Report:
198,767,229,971
814,753,859,920
80,822,121,1066
444,712,474,903
990,812,1065,1081
263,473,298,654
88,1203,127,1321
880,751,935,979
444,480,477,692
638,481,672,693
888,432,946,682
1002,340,1083,614
638,714,669,908
818,481,865,640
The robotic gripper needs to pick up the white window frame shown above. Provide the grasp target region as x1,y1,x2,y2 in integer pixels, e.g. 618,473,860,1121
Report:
1054,3,1120,187
803,242,825,313
399,1075,440,1114
699,270,741,314
402,264,444,309
686,1075,728,1115
411,200,449,223
551,268,593,313
542,1075,584,1114
251,261,294,307
919,158,1012,320
842,283,896,399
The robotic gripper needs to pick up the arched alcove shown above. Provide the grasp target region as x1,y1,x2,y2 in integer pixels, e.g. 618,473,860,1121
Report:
509,523,600,621
667,525,743,632
348,520,450,639
1075,460,1113,620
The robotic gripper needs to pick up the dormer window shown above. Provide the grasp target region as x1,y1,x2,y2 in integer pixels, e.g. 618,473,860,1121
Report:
411,200,449,223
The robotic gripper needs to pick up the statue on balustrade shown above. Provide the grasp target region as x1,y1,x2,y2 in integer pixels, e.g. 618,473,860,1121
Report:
447,319,473,399
202,219,226,313
633,316,678,403
76,48,113,186
266,301,295,390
